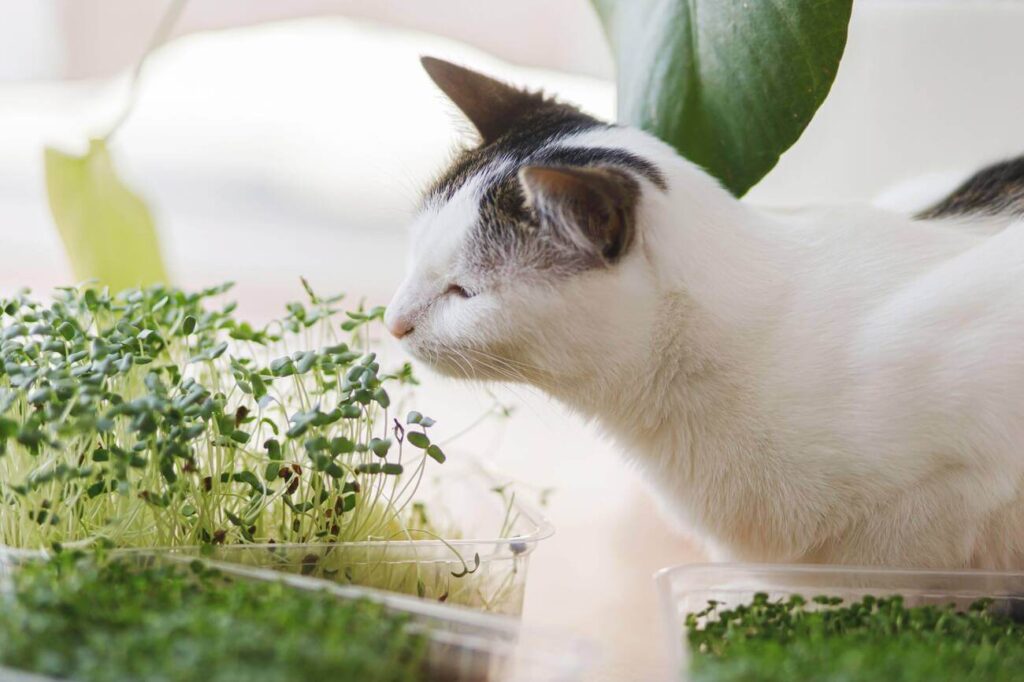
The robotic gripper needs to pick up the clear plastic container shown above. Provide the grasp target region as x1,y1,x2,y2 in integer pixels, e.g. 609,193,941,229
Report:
157,460,551,615
0,549,592,682
1,458,552,616
656,562,1024,679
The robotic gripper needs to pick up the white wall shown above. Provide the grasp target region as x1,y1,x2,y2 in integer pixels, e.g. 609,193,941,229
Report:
1,0,611,81
0,0,64,80
10,0,1024,209
749,0,1024,205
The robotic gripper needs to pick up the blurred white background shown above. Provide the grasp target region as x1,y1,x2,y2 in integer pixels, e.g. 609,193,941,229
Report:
1,1,1024,680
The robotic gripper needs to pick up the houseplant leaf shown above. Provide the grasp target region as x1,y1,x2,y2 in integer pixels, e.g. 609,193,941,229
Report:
592,0,853,196
44,139,169,291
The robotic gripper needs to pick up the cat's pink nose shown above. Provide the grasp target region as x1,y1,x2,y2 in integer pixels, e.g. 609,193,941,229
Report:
386,316,414,339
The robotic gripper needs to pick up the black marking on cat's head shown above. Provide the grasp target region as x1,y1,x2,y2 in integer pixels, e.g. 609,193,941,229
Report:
421,56,603,205
420,57,666,277
918,155,1024,219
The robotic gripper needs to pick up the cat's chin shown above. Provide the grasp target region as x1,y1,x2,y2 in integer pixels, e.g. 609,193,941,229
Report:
404,342,513,383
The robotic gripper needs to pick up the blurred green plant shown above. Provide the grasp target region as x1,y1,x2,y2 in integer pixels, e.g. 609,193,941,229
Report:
43,0,187,291
592,0,853,197
0,552,431,682
44,141,167,292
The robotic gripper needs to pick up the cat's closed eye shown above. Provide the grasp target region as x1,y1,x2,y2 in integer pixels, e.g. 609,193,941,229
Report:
445,284,475,299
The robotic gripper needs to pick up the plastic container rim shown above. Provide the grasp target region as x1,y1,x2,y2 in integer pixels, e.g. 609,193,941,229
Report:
655,561,1024,587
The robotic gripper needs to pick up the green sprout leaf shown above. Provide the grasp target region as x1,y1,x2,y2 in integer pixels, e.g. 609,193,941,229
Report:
592,0,852,196
406,432,430,449
0,417,17,439
44,139,169,291
369,438,391,458
426,444,446,464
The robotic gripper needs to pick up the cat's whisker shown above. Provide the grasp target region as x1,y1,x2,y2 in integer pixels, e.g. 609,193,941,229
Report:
446,347,477,384
461,349,528,383
457,349,517,377
463,355,549,407
460,347,540,380
441,344,517,386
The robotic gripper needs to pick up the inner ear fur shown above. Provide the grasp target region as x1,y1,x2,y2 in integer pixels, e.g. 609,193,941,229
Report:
518,165,640,263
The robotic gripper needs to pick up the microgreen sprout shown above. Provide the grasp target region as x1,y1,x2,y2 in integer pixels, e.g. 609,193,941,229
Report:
0,552,436,682
687,592,1024,681
0,282,444,551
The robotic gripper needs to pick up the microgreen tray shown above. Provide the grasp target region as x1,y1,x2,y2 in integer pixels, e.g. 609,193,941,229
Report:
140,459,553,615
0,549,589,682
0,458,551,616
656,562,1024,680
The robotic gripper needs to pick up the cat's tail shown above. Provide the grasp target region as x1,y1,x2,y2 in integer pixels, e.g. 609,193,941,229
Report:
915,154,1024,222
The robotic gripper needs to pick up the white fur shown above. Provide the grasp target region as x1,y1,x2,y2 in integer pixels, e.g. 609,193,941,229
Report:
387,174,483,337
388,125,1024,570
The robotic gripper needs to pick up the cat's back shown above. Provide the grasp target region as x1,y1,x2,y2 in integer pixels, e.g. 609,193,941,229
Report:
836,218,1024,480
756,202,985,325
862,217,1024,358
755,204,1024,437
873,154,1024,340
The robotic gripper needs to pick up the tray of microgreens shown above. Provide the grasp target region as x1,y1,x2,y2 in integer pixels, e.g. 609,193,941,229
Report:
0,547,588,682
657,562,1024,681
0,282,550,615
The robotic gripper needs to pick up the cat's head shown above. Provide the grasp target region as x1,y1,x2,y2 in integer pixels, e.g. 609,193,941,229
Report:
385,58,670,387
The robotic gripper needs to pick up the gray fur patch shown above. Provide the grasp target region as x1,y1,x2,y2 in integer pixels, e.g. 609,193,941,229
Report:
425,99,665,282
918,155,1024,220
424,96,601,206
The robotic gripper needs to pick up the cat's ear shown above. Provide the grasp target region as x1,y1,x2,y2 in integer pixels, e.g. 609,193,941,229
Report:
421,56,544,144
518,165,640,263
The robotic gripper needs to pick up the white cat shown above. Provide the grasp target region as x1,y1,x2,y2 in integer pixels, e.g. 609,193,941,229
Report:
386,57,1024,570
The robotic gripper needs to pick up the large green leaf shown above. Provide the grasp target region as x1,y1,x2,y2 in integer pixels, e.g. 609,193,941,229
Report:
593,0,852,196
44,139,169,291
